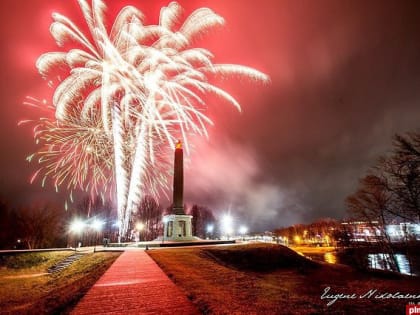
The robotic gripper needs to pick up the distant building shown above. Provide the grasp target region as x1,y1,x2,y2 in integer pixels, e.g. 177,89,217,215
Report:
341,221,420,242
386,223,420,241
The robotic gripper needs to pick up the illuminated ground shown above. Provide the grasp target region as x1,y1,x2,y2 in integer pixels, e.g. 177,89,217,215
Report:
1,244,418,314
0,251,120,314
148,243,420,314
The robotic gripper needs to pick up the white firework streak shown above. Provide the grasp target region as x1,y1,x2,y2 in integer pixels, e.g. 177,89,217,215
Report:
31,0,269,238
111,106,127,233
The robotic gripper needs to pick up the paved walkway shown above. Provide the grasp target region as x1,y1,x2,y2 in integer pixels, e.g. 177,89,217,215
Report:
71,250,200,315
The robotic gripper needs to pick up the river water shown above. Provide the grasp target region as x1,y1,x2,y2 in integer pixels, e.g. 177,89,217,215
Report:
306,251,418,276
367,253,416,275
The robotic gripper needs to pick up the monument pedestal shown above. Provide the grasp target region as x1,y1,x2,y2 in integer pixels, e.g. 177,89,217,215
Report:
163,214,194,241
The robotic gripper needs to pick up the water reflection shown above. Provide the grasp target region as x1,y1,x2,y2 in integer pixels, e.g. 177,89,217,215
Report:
324,252,337,264
368,253,414,275
303,250,416,276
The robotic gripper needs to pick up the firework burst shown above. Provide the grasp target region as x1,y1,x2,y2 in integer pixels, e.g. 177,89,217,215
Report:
27,0,269,238
26,102,114,201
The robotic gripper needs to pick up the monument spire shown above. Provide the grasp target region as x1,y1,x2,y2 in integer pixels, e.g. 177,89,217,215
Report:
173,140,184,215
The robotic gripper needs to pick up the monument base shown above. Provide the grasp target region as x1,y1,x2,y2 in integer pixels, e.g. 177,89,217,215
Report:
163,214,194,241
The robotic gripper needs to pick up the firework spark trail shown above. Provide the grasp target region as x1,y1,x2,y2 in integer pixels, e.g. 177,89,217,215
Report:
27,0,269,238
21,99,115,203
111,106,127,232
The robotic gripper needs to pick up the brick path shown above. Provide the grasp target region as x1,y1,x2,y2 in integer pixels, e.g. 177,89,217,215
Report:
71,250,200,315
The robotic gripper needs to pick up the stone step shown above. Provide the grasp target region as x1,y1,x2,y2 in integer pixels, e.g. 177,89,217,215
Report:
48,253,84,274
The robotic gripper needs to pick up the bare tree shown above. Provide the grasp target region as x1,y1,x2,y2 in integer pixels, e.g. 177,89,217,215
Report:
378,133,420,222
190,204,216,238
346,131,420,225
16,204,66,249
131,196,163,241
345,131,420,272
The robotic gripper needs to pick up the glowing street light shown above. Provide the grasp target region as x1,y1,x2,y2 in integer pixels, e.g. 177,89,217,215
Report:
207,224,214,233
221,214,233,240
113,220,121,243
91,218,104,252
91,219,104,231
206,224,214,239
239,226,248,235
70,219,86,234
136,222,144,231
69,219,86,250
239,225,248,241
135,222,144,242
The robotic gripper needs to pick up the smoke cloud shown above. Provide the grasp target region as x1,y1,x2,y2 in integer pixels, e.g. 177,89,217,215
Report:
185,137,306,231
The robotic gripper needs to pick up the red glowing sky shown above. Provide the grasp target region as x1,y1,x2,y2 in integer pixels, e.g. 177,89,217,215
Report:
1,0,420,230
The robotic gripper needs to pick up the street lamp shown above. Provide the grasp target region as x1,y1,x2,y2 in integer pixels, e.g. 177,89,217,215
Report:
70,219,86,234
70,219,86,250
239,225,248,241
91,218,104,252
113,220,121,243
221,214,233,240
135,222,144,242
206,224,214,239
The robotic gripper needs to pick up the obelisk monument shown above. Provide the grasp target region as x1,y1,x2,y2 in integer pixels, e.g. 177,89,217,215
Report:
173,140,184,215
162,140,194,241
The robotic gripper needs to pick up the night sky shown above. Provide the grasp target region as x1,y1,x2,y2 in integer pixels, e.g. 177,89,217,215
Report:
0,0,419,231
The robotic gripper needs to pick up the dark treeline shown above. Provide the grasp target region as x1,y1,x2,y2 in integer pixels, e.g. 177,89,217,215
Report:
0,193,217,249
0,200,69,249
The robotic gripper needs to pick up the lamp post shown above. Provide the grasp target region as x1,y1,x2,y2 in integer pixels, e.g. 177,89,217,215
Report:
91,219,104,252
135,222,144,243
206,224,214,240
239,226,248,241
221,214,233,240
113,220,121,244
70,219,86,251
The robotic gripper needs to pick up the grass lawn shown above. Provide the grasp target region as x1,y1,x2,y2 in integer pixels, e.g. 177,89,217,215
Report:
148,243,420,315
0,251,121,314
